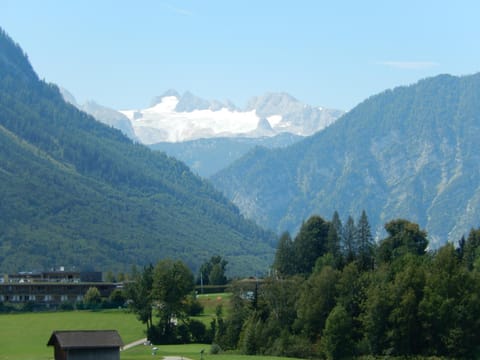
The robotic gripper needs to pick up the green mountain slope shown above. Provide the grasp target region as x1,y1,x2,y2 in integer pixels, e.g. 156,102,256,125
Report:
212,73,480,246
0,28,275,275
150,133,302,177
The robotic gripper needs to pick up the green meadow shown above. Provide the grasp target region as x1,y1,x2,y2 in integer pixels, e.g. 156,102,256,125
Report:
121,343,300,360
0,310,144,360
0,294,230,360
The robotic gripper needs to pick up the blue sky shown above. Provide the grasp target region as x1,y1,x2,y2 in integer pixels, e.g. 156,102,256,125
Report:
1,0,479,111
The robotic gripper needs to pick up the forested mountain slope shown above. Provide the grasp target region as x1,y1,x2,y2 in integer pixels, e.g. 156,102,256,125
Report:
151,133,302,177
212,73,480,246
0,28,275,275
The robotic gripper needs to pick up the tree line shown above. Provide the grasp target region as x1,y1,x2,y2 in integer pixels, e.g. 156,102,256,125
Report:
213,212,480,359
125,211,480,358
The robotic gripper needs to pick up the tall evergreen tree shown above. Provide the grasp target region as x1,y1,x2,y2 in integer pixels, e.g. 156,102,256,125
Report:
331,211,343,241
463,228,480,270
456,235,466,260
356,210,375,270
342,215,357,263
326,211,342,265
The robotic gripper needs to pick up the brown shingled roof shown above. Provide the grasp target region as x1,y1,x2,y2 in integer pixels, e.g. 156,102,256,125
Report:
47,330,123,349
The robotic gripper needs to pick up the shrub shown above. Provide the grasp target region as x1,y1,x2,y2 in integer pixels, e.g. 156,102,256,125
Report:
210,343,222,354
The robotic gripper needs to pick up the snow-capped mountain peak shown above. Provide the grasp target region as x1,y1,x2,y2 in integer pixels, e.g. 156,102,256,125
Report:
120,90,344,144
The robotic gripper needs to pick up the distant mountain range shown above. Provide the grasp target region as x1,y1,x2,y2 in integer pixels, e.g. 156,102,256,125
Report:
61,89,343,177
212,73,480,247
0,28,275,275
119,90,343,144
60,88,137,141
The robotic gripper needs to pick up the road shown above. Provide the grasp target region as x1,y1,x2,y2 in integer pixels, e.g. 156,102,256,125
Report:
121,338,147,351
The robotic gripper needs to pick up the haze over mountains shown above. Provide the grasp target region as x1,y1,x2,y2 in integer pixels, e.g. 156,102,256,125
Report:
212,73,480,247
0,28,275,275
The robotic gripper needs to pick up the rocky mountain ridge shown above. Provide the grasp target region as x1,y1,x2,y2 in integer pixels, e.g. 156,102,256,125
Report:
119,91,344,143
211,73,480,247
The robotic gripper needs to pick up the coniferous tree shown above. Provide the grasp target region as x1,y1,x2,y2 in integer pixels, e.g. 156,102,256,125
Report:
331,211,343,241
356,210,375,270
463,228,480,270
456,235,466,259
326,211,342,265
342,215,357,263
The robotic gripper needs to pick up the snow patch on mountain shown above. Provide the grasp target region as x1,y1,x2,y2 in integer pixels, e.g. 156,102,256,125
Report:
121,96,261,143
120,91,344,144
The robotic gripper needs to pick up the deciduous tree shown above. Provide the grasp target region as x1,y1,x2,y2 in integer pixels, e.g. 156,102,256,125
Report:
152,259,195,340
294,216,330,274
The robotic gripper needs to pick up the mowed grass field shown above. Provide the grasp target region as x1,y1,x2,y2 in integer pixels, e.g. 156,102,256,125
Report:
0,293,230,360
122,343,301,360
0,294,258,360
0,309,145,360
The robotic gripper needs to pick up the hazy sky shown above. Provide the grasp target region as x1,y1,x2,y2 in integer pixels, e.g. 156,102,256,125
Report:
1,0,479,111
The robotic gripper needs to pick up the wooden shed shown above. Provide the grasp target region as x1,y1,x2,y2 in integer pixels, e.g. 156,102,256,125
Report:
47,330,123,360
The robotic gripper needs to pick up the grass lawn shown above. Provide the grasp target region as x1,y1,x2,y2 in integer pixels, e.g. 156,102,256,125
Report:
121,343,302,360
0,309,145,360
0,295,236,360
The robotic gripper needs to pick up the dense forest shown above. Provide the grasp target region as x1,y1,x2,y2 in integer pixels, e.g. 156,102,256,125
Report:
209,212,480,359
0,28,275,275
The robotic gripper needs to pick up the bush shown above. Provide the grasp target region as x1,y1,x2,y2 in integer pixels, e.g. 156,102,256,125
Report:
210,343,222,354
186,297,204,316
188,319,209,343
108,289,126,308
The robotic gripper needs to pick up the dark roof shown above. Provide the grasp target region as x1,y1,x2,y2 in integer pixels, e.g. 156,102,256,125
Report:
47,330,123,349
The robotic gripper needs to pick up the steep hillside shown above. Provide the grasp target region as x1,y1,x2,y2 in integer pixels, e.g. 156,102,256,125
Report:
212,73,480,246
0,28,275,275
59,87,137,141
